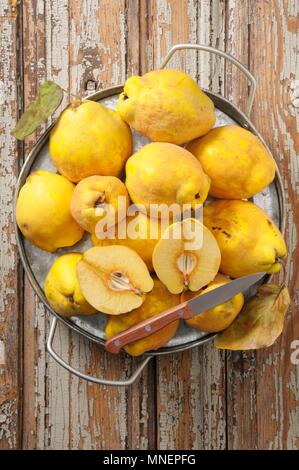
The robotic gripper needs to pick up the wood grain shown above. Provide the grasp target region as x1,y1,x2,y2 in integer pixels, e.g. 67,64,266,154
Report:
223,0,260,450
21,0,155,450
225,0,299,450
0,0,298,450
250,0,299,450
144,0,227,450
0,0,23,450
22,0,70,450
67,0,129,450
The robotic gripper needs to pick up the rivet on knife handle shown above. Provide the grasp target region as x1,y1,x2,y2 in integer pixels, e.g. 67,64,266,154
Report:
105,301,192,354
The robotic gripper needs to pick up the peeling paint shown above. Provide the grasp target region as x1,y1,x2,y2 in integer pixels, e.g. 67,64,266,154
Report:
0,0,20,450
0,340,5,365
0,399,17,448
2,0,298,451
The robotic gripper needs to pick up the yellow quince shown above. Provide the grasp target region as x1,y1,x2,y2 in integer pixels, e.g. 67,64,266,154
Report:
118,69,215,145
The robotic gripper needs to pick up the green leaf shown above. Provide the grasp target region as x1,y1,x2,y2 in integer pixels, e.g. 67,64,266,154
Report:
11,81,63,140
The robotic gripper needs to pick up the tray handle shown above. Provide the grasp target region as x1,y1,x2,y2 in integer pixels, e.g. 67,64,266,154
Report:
160,44,257,118
47,317,152,386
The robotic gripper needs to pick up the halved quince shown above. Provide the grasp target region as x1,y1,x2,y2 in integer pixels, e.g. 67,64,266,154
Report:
77,245,153,315
152,218,221,294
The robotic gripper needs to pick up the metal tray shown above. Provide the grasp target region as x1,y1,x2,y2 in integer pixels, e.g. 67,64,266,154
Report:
14,44,286,386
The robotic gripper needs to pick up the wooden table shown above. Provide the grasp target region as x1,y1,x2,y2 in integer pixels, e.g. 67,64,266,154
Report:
1,0,298,450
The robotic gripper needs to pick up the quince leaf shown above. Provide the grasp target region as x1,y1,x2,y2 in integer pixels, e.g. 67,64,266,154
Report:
215,284,290,350
11,81,63,140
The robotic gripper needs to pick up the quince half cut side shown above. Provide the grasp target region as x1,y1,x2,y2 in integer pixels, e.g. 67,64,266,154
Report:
77,245,154,315
152,218,221,294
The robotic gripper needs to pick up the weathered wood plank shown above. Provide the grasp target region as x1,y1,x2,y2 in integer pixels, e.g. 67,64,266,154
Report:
249,0,299,450
149,0,227,450
223,0,299,451
223,0,260,451
224,0,250,111
22,0,72,450
11,0,299,450
66,0,127,450
22,0,153,450
67,0,154,450
0,0,22,450
126,0,157,450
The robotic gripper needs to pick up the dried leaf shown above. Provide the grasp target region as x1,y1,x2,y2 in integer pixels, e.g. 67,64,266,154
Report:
11,81,63,140
215,284,290,350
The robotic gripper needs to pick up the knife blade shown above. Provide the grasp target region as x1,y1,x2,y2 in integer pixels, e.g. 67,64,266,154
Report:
105,272,266,354
188,271,266,314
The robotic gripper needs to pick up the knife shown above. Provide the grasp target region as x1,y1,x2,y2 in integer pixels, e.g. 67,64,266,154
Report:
105,272,266,354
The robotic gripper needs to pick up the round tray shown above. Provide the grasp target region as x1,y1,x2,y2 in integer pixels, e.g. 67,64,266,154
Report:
14,44,286,385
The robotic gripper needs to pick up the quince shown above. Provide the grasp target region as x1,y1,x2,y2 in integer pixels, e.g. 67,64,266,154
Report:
92,211,167,272
187,125,276,199
105,277,180,356
117,69,215,145
16,170,84,252
71,175,129,233
49,100,132,182
45,253,96,317
182,274,244,333
125,142,210,212
152,218,221,294
77,245,153,315
204,200,287,277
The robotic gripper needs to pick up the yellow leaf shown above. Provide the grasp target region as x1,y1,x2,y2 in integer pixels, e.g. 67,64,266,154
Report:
215,284,290,350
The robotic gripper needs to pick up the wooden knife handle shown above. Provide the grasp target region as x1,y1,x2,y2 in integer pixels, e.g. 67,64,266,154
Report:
105,301,193,354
